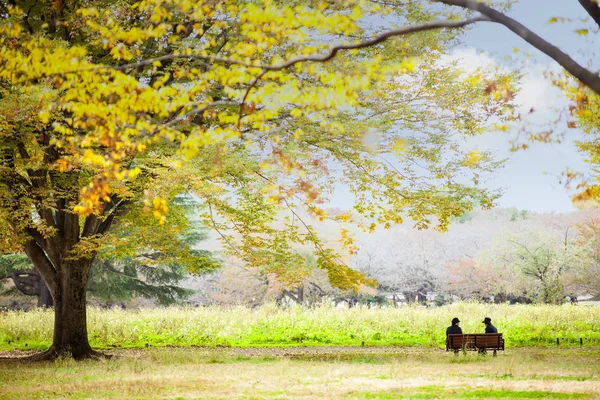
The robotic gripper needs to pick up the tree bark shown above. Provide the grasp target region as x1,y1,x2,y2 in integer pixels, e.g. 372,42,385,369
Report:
38,279,53,308
297,286,304,305
36,259,96,360
25,235,98,359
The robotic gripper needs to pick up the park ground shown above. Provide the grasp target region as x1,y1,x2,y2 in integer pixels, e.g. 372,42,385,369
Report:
1,346,600,399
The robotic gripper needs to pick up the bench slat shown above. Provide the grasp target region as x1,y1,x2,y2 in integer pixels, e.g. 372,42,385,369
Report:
446,334,504,351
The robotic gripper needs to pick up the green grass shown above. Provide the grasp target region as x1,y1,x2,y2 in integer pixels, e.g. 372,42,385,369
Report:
355,387,590,399
1,302,600,351
1,347,599,399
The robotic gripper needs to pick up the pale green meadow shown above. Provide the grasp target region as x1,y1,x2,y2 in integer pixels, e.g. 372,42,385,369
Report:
1,303,599,350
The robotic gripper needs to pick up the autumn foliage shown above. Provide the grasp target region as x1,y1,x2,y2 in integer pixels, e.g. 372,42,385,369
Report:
0,0,518,358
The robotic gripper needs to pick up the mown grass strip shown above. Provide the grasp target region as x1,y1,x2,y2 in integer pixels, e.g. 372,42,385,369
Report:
354,386,590,399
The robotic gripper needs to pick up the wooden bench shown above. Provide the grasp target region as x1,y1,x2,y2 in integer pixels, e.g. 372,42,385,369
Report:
446,333,504,356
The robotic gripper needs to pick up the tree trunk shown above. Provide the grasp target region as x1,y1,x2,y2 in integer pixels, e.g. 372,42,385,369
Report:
16,188,126,359
48,261,94,359
38,279,53,308
297,286,304,305
30,259,97,360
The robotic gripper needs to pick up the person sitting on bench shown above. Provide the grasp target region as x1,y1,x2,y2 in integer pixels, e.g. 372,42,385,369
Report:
482,317,497,333
446,317,462,336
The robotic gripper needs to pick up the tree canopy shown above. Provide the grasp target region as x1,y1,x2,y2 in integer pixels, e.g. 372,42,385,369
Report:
0,0,518,358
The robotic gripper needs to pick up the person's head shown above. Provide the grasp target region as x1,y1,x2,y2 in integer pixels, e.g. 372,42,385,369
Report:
482,317,492,325
451,317,460,325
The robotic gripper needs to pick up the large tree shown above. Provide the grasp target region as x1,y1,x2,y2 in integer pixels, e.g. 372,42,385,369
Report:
0,0,513,359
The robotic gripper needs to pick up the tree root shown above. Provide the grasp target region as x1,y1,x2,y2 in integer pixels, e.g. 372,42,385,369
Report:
25,346,110,361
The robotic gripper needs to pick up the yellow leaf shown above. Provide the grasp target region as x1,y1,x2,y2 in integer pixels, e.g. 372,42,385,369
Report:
39,111,50,124
350,6,362,20
465,150,483,166
391,138,408,155
128,167,142,179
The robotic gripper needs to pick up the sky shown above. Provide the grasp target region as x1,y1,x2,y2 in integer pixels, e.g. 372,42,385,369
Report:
457,0,595,212
199,1,598,255
327,1,597,215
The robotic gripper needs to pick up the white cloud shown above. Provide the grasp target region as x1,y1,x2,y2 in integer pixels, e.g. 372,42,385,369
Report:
443,48,588,212
438,47,504,74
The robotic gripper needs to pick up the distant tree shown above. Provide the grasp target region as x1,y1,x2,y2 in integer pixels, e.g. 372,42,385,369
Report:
572,218,600,299
451,211,473,224
0,254,52,307
509,208,529,222
445,257,499,301
353,232,447,303
490,227,584,304
90,195,219,306
438,209,600,303
211,252,337,307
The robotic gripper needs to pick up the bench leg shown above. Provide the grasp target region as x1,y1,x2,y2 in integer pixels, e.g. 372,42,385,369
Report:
493,350,497,357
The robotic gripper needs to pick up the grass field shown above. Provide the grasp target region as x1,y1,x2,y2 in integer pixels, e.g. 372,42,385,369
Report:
1,347,599,399
1,304,600,399
1,303,600,351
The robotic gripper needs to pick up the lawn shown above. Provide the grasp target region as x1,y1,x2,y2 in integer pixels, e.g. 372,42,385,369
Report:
1,347,599,399
1,303,600,351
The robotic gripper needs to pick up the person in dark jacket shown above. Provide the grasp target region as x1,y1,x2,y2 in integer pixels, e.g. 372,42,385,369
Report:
482,317,498,333
446,317,462,336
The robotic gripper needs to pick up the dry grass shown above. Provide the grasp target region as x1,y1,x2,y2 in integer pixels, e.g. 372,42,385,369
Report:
1,347,599,399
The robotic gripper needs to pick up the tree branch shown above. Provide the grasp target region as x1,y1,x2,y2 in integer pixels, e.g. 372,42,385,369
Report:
51,18,483,114
26,227,48,251
63,210,80,245
237,17,486,123
55,198,66,232
10,270,41,296
164,101,239,127
206,201,245,260
23,239,57,295
578,0,600,28
96,199,128,235
81,195,123,237
435,0,600,95
82,214,100,238
251,17,485,69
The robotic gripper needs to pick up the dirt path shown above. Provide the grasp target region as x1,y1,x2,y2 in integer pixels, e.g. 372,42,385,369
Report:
0,345,444,360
